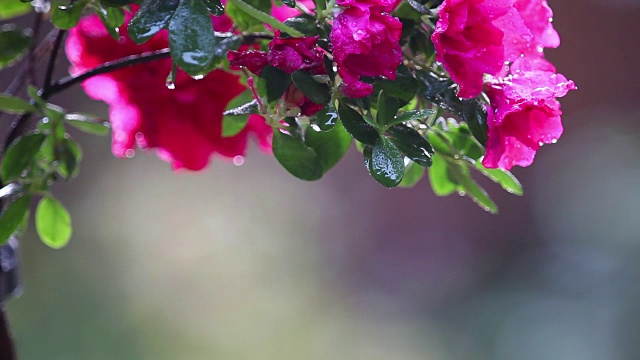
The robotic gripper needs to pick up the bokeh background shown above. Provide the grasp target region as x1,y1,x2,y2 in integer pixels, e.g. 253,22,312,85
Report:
3,0,640,358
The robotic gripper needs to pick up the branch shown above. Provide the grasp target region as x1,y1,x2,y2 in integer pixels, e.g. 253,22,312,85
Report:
43,48,171,97
26,13,44,86
42,30,66,93
0,309,16,360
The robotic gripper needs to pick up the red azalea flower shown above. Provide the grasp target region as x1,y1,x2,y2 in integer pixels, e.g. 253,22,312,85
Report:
482,62,576,170
228,32,327,116
330,6,403,98
432,0,560,98
66,11,271,171
267,32,325,75
335,0,401,13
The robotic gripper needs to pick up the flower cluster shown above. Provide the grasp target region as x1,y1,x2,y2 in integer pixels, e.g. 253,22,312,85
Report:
228,31,327,116
56,0,576,210
432,0,576,169
66,10,272,171
330,0,403,97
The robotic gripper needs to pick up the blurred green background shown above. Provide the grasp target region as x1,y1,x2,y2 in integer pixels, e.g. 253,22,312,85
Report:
5,0,640,359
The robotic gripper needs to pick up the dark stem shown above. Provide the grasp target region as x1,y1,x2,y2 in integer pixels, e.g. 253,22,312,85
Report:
0,309,16,360
26,14,43,86
42,30,66,93
44,48,171,98
0,27,275,360
2,29,61,99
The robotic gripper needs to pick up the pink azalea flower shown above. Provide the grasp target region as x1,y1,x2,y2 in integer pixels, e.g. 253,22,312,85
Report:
514,0,560,49
330,6,403,98
267,33,325,75
228,32,327,116
482,64,576,170
432,0,560,98
227,50,269,75
336,0,401,13
65,11,272,171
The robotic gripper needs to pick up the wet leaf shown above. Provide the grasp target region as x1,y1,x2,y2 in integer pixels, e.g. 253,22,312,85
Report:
291,70,330,105
0,93,36,114
51,0,88,29
0,25,31,69
272,130,323,181
129,0,180,44
304,120,351,172
1,133,47,182
399,161,425,188
386,124,433,167
65,113,111,136
366,137,404,188
338,102,379,145
36,196,72,249
168,0,216,76
0,195,31,245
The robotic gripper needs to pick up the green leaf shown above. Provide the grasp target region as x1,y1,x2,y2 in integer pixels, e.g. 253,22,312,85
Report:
449,123,484,161
201,0,224,15
211,32,242,66
225,0,270,30
416,70,462,114
313,0,325,12
222,116,249,137
1,133,47,181
27,85,46,108
65,113,111,136
338,103,379,145
386,124,433,167
388,109,433,128
223,99,259,117
272,130,324,181
448,164,498,214
0,183,21,200
283,14,319,36
372,65,418,104
399,161,425,188
475,163,523,195
462,99,488,147
222,89,255,138
376,90,400,128
0,25,31,69
291,70,330,105
405,0,431,14
43,103,66,122
0,0,32,19
0,195,31,245
304,120,351,172
312,103,339,131
105,7,125,27
226,0,302,36
51,0,88,29
35,195,72,249
56,138,83,179
366,137,404,188
0,93,36,114
99,0,131,6
260,65,290,103
128,0,180,44
95,4,121,40
427,153,456,196
282,0,295,7
168,0,216,76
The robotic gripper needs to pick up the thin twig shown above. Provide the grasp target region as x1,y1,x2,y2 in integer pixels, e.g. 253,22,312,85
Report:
42,30,66,93
0,308,16,360
26,13,44,86
44,48,171,97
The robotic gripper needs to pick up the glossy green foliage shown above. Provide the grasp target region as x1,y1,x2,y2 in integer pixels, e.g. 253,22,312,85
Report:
0,25,31,69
